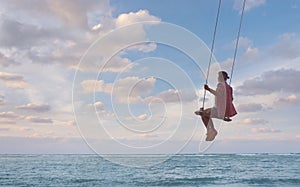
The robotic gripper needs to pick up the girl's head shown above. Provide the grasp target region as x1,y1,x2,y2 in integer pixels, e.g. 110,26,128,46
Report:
218,71,230,82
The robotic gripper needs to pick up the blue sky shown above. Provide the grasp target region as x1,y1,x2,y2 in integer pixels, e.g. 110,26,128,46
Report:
0,0,299,154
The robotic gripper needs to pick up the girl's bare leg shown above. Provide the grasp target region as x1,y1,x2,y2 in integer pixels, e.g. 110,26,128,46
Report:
200,108,217,141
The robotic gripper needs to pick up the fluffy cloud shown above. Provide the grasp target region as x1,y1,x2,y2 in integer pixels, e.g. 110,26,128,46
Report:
25,116,53,124
0,111,20,124
93,101,105,111
81,80,112,93
0,17,80,67
126,43,157,53
0,72,26,89
87,101,114,118
16,103,50,112
102,56,134,73
0,0,111,29
0,18,67,49
137,114,148,121
113,76,156,103
125,113,148,121
81,76,157,104
63,120,76,126
236,68,300,95
237,103,265,113
144,89,197,104
0,52,19,67
233,0,266,12
87,101,105,112
237,37,253,48
243,47,259,63
0,0,111,68
251,127,281,134
0,111,54,124
269,33,300,59
239,118,268,125
73,11,160,72
274,94,298,105
115,10,160,27
0,111,20,119
0,0,160,71
0,72,23,81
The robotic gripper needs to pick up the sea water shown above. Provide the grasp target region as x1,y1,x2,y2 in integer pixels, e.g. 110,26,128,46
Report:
1,154,299,186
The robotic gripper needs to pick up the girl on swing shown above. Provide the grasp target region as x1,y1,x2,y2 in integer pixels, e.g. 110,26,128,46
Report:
195,71,237,141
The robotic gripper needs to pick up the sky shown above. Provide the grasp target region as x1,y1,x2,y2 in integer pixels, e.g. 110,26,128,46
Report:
0,0,299,154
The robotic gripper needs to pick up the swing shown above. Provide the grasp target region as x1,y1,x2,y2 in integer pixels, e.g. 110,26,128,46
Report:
195,0,246,122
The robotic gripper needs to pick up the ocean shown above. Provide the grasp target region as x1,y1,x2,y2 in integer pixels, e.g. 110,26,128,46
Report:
1,154,299,186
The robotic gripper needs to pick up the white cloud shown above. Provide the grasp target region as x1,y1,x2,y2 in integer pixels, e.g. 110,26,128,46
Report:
63,120,76,126
16,103,50,112
0,111,22,124
0,3,160,73
0,0,112,69
237,36,253,48
237,103,265,113
93,101,105,111
243,47,259,63
0,72,26,89
126,42,157,53
236,68,300,95
115,10,160,27
274,94,297,105
227,37,258,63
269,33,300,59
0,119,17,125
25,116,53,124
145,89,197,104
19,127,34,132
0,0,111,29
75,54,135,73
145,89,179,103
87,101,105,113
137,114,148,121
234,0,266,12
0,111,20,119
125,113,149,121
0,18,64,49
113,76,156,104
82,76,157,104
75,9,161,73
81,79,112,93
239,118,268,125
0,72,23,81
92,23,102,30
103,56,134,73
0,52,19,66
251,127,281,134
87,101,114,118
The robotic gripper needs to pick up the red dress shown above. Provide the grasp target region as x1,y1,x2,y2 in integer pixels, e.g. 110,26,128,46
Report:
215,82,237,118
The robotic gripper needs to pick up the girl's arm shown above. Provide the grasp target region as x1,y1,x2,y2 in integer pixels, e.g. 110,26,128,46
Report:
204,84,217,95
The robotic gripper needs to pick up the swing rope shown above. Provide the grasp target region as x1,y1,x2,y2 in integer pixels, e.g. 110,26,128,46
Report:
229,0,246,85
202,0,222,109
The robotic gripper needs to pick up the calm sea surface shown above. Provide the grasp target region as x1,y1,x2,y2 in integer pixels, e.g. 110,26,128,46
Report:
1,154,299,186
